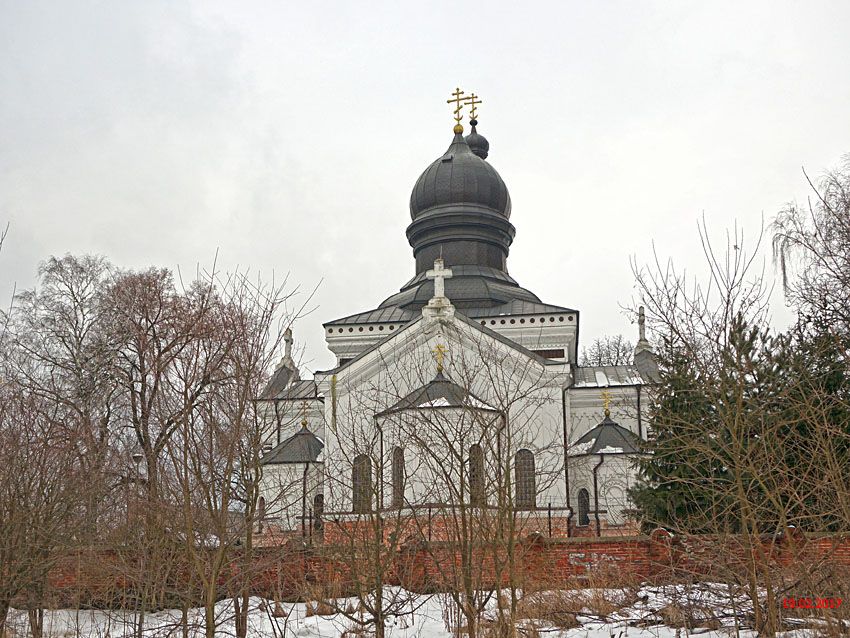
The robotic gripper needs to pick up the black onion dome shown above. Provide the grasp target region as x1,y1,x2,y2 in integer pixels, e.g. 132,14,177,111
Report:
409,132,510,220
464,119,489,159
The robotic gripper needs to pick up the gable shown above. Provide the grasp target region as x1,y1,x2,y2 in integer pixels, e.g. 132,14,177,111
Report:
316,310,569,413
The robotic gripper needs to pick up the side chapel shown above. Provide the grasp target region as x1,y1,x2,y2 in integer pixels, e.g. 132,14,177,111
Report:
257,91,657,538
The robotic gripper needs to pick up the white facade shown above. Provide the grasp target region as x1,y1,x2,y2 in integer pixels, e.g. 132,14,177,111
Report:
256,118,657,533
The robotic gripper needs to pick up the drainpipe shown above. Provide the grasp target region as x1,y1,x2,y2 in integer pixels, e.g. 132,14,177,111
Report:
301,461,309,539
273,401,282,446
636,385,643,440
593,454,605,537
377,416,384,513
562,387,573,537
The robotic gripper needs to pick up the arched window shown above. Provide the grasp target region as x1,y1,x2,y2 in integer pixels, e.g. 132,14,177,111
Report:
577,488,590,526
352,454,372,514
469,444,484,506
392,447,405,508
514,449,536,510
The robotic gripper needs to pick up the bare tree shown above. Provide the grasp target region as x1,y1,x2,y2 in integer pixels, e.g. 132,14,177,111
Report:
773,155,850,334
631,216,850,635
0,380,83,636
9,255,121,538
579,334,634,367
166,269,296,638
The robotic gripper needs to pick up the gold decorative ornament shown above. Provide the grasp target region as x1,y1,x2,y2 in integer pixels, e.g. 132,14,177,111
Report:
433,343,447,373
464,92,481,120
601,390,612,417
447,87,466,132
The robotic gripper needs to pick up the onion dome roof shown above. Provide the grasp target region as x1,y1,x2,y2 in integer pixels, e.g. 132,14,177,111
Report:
409,132,510,220
464,119,489,159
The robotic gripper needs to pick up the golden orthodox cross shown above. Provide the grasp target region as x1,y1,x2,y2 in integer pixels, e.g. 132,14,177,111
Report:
601,390,612,417
433,343,447,373
464,93,481,120
299,400,309,428
447,87,466,126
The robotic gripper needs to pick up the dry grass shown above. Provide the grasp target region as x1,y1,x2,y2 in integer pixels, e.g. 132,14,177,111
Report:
516,588,636,626
657,602,722,630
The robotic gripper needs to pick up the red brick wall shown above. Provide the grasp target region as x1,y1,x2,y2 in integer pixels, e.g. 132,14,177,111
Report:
39,529,850,606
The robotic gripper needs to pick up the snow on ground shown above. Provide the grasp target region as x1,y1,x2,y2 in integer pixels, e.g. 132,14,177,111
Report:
3,585,829,638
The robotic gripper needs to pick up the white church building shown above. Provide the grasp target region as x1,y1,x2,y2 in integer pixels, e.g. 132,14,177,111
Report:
257,98,657,539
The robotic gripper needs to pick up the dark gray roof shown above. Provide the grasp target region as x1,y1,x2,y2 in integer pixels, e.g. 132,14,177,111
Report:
572,365,646,388
379,265,550,313
410,132,510,220
325,306,416,327
259,365,298,400
569,416,642,456
261,426,324,464
325,264,575,328
464,121,489,159
258,378,318,402
324,297,574,327
376,372,497,416
469,300,575,317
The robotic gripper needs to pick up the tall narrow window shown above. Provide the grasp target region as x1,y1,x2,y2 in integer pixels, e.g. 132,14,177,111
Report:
352,454,372,514
469,444,484,506
514,449,536,510
392,447,405,508
578,488,590,526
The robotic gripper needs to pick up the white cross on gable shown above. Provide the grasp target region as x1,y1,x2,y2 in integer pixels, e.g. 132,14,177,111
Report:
426,258,453,300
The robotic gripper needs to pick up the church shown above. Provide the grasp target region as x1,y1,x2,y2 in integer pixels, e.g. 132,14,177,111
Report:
257,91,657,539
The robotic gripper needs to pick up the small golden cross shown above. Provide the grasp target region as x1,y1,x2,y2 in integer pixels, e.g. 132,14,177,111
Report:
447,87,466,126
300,400,309,427
464,93,482,121
433,343,447,373
601,390,612,417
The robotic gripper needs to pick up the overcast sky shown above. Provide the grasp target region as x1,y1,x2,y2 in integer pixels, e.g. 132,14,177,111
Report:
2,0,849,373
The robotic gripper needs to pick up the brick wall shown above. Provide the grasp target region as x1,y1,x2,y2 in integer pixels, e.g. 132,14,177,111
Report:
37,528,850,607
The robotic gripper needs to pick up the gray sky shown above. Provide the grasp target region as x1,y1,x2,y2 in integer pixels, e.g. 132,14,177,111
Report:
2,0,849,373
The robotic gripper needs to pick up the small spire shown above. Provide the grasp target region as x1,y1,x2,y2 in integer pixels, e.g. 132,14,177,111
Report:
601,389,612,418
634,306,652,356
284,328,293,358
463,93,489,159
275,327,300,381
299,400,309,430
465,118,490,160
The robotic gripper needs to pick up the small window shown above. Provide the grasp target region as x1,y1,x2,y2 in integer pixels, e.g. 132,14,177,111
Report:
514,449,536,510
469,444,484,506
392,447,405,508
578,488,590,526
353,454,372,514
